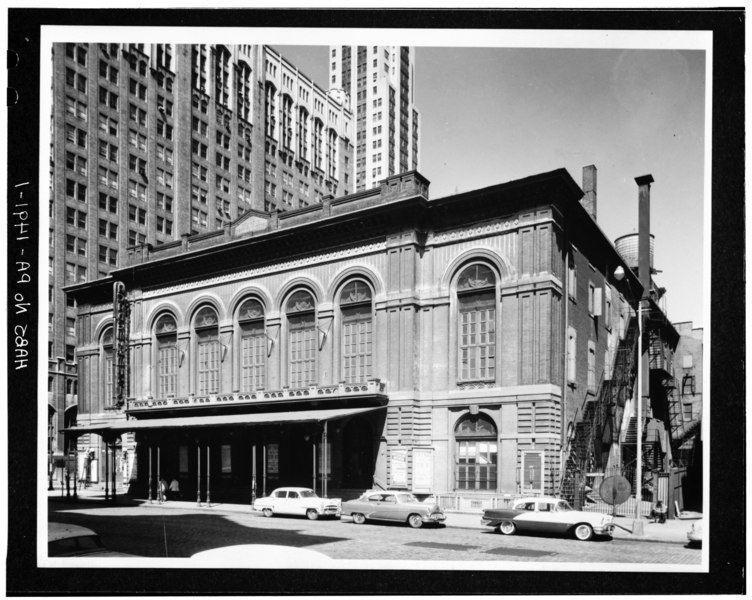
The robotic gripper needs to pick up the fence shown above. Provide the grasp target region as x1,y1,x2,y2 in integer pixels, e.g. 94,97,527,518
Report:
560,465,667,518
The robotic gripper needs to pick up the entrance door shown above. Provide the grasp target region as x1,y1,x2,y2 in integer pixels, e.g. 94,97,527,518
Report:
342,418,373,488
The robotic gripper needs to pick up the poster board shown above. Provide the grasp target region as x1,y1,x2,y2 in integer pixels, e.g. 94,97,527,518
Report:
390,447,408,488
412,447,434,492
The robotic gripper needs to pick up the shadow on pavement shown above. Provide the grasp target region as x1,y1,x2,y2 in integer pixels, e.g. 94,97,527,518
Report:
48,499,349,558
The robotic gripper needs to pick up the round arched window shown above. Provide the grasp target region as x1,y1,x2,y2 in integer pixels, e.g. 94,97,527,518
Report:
101,327,114,406
454,413,498,491
457,264,497,383
340,280,373,383
155,314,178,397
238,299,265,392
286,291,316,388
193,306,219,395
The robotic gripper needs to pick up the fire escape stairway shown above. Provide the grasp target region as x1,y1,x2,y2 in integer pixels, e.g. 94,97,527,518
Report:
560,317,639,500
663,375,686,456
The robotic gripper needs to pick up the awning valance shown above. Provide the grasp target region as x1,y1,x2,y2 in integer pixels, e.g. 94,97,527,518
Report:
63,405,385,435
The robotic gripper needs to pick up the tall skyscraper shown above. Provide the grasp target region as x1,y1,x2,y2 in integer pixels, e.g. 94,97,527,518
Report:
48,42,353,475
329,46,420,192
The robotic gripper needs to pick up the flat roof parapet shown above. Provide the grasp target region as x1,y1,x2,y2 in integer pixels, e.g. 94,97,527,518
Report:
125,170,432,267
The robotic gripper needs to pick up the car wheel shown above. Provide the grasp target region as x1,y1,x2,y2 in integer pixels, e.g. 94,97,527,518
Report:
352,513,366,525
574,523,594,541
499,521,516,535
407,514,423,529
306,509,319,520
262,508,273,518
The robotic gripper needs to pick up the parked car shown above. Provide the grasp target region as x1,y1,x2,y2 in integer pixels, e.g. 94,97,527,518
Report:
253,487,341,520
481,496,615,541
687,519,703,547
49,522,138,557
341,490,446,528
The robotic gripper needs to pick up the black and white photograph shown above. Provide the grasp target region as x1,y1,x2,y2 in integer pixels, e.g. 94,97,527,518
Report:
5,6,744,597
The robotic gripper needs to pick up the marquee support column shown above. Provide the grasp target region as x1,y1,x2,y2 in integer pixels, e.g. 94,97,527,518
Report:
196,444,202,506
251,444,257,504
206,445,211,506
111,440,117,504
323,421,328,498
104,441,110,502
312,439,317,494
262,445,267,498
148,445,153,503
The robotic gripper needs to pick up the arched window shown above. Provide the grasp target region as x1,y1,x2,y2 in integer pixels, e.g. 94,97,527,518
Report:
101,327,114,405
457,264,497,382
312,118,324,171
238,298,265,391
327,128,338,180
214,45,230,106
237,61,252,121
155,314,178,397
340,280,373,383
265,82,277,138
281,94,293,150
286,290,316,388
455,413,498,491
297,107,309,160
194,306,219,395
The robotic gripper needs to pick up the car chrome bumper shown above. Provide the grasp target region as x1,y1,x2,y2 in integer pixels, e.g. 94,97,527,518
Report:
593,524,615,536
425,513,446,523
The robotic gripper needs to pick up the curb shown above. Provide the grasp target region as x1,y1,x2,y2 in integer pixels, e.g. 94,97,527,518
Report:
50,495,691,544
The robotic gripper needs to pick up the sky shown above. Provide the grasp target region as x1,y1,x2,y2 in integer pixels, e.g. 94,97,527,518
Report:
276,43,707,329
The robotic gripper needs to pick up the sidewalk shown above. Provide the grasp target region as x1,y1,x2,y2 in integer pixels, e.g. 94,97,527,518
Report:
49,489,694,544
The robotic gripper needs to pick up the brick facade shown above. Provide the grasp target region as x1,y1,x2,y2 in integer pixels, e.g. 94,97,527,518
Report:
68,169,638,501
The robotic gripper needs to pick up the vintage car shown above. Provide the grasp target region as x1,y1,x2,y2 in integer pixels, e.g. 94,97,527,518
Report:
49,522,138,557
253,487,341,520
340,490,446,528
481,496,615,541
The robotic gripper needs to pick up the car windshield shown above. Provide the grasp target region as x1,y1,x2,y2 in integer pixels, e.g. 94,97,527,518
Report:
298,490,317,498
556,500,573,511
397,493,418,503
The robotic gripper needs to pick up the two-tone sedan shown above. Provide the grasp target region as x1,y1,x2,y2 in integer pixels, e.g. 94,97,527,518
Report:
481,496,614,541
341,490,446,529
253,487,341,520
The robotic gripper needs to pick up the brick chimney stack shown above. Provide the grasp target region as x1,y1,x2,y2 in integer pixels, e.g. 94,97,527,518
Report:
581,165,597,220
635,174,654,296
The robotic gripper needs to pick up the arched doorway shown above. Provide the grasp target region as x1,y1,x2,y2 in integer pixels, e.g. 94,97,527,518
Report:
454,412,498,491
342,417,374,489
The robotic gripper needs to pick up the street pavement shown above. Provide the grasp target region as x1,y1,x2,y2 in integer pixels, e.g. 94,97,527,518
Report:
49,488,695,544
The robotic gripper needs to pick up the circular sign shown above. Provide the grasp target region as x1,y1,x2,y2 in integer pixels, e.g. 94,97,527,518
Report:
599,475,631,505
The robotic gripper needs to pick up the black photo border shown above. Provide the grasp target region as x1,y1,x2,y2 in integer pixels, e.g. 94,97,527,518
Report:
6,7,745,596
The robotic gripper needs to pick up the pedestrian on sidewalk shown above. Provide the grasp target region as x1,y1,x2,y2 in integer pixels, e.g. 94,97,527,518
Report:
168,477,181,500
650,500,667,523
158,478,167,503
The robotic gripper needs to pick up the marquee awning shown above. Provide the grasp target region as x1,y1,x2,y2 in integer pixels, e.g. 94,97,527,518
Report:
63,405,385,435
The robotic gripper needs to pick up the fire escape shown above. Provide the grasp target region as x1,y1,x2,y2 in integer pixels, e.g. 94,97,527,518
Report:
621,307,681,479
560,316,639,505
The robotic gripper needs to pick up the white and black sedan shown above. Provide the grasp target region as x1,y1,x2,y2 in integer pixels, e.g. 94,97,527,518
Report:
253,487,341,520
481,496,615,541
341,490,446,528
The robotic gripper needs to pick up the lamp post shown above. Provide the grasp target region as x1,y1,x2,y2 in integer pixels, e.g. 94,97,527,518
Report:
48,419,54,491
614,265,645,536
634,296,644,534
